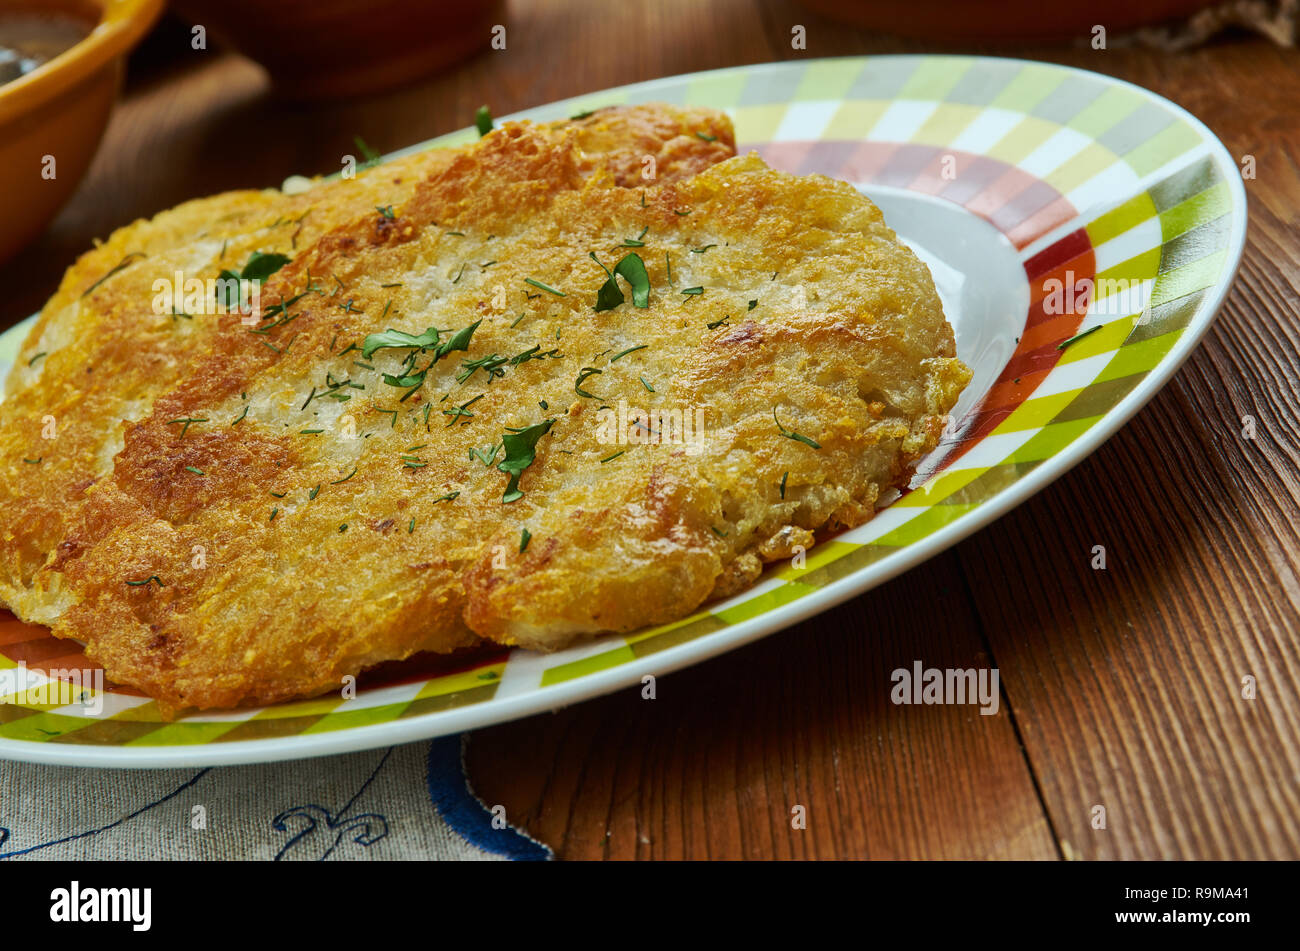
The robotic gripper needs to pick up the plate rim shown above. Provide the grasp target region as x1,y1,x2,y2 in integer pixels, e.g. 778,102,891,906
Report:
0,53,1248,768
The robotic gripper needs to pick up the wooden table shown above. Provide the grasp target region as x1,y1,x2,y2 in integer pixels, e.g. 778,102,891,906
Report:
4,1,1296,860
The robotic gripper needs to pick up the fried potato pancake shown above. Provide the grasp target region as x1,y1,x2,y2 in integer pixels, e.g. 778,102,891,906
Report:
0,106,967,715
0,104,735,616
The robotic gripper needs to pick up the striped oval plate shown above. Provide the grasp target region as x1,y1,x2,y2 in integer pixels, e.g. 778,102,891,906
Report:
0,55,1246,766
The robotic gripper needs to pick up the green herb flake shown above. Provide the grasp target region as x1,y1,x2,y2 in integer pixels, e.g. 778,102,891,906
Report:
574,367,602,399
166,416,209,438
82,252,144,298
681,286,704,296
184,466,205,475
498,419,554,503
361,326,441,360
475,105,494,136
610,344,647,362
592,252,650,312
519,528,532,553
773,407,822,449
524,277,566,297
125,575,165,588
1057,325,1102,350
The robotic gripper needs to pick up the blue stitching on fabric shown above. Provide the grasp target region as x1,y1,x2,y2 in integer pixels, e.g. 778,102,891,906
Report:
272,746,391,860
0,768,210,859
426,734,552,861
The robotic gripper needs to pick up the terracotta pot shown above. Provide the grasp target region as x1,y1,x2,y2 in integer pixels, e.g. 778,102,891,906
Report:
0,0,163,264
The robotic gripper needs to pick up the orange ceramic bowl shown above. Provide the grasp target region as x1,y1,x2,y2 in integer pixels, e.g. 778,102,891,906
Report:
0,0,162,264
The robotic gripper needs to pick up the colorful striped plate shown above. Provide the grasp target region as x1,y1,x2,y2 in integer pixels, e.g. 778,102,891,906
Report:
0,56,1246,766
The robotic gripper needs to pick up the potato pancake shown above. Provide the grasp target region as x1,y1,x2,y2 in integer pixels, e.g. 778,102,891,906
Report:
0,104,735,617
0,106,966,716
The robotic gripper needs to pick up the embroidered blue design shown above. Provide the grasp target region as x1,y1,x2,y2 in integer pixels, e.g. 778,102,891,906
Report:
426,734,551,860
272,747,391,860
0,769,210,859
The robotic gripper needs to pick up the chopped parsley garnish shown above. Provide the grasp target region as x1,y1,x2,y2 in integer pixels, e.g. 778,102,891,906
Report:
354,135,381,169
773,408,822,449
458,353,509,385
22,457,41,464
748,299,758,310
361,326,441,359
475,105,494,136
299,429,324,435
82,252,144,298
330,468,358,484
432,491,460,503
231,405,250,427
1057,325,1102,350
574,367,602,398
694,131,717,142
437,320,480,359
339,524,348,533
707,316,730,330
269,507,278,521
376,205,395,220
27,352,46,367
308,484,321,500
519,528,532,553
217,251,291,309
498,419,554,503
640,375,654,393
184,466,205,475
591,251,650,312
600,449,627,464
610,344,647,362
779,471,788,499
691,244,717,254
126,575,165,588
524,277,566,297
442,394,483,426
623,226,650,247
166,416,208,438
470,442,502,467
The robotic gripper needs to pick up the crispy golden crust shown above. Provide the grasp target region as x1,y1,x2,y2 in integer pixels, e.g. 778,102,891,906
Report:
0,105,967,716
0,104,734,618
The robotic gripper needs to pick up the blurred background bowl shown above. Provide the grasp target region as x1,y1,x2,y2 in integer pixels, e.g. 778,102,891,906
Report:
172,0,505,101
795,0,1221,43
0,0,162,265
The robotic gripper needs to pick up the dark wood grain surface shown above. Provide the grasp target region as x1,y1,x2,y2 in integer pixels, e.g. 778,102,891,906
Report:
3,0,1296,859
